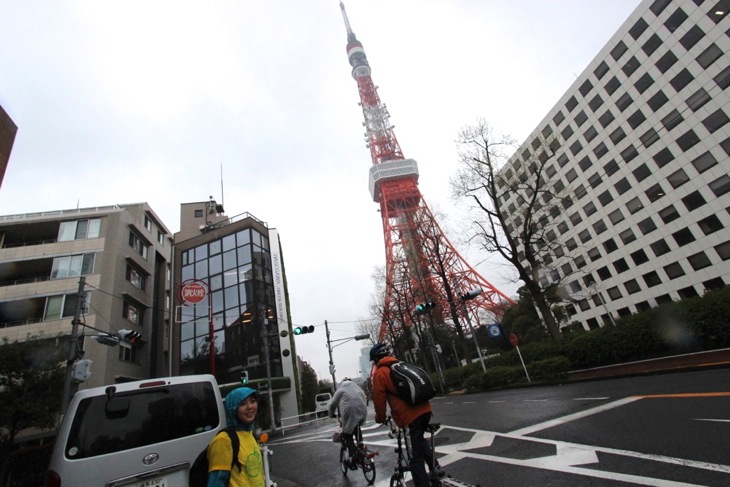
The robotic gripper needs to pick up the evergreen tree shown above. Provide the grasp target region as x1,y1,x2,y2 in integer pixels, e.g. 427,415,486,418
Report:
0,337,64,485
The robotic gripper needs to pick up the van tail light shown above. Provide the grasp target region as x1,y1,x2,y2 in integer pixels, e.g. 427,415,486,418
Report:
45,470,61,487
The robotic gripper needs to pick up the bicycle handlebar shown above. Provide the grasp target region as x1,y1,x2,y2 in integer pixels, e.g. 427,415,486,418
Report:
383,416,398,438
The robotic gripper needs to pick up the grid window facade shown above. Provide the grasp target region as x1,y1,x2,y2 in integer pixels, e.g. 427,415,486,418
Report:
499,0,730,331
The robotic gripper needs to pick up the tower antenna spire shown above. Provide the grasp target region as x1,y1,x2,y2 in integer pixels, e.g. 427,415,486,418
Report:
339,2,355,40
338,4,514,351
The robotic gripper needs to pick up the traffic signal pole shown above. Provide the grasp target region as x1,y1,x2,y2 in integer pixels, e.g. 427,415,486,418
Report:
460,288,487,374
325,320,337,390
61,276,86,416
324,320,369,392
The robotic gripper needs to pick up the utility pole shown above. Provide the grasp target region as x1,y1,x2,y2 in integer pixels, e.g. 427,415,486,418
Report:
61,276,86,415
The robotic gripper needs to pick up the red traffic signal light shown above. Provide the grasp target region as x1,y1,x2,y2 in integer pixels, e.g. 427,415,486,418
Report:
294,325,315,335
118,329,144,344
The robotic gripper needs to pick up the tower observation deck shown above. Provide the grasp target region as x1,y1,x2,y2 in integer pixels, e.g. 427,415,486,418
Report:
339,2,514,357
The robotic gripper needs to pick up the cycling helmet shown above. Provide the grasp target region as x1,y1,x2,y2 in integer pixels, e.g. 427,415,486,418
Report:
369,343,390,362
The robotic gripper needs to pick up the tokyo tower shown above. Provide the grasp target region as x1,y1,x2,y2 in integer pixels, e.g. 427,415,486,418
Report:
339,3,514,351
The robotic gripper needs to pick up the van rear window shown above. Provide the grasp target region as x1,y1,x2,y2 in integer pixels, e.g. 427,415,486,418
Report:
65,382,221,459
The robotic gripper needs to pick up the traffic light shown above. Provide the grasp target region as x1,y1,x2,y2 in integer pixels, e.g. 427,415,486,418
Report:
414,302,436,315
93,334,120,346
241,370,249,384
294,325,315,335
460,288,483,301
118,329,143,344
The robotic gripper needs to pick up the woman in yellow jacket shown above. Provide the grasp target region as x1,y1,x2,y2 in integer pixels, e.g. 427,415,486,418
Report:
207,387,265,487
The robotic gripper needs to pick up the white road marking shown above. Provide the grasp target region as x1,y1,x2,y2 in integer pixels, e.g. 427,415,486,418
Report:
277,395,730,486
574,397,609,400
509,396,641,436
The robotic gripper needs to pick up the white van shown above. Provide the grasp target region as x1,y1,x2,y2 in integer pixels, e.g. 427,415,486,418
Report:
315,392,332,417
45,374,226,487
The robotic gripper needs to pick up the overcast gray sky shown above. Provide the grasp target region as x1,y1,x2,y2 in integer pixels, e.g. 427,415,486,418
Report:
0,0,640,380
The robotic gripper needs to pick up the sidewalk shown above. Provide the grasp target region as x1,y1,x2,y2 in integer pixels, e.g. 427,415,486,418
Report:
566,348,730,381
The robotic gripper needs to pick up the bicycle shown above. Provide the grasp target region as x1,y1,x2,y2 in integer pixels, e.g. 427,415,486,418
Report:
384,417,480,487
338,422,377,485
384,416,411,487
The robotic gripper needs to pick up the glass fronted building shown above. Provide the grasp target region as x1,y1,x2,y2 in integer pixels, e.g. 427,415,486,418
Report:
172,200,299,423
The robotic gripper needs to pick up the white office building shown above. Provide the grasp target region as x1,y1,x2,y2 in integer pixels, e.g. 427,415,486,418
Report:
502,0,729,330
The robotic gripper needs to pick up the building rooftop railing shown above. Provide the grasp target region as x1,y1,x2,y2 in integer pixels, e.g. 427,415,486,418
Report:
201,211,268,233
0,205,122,222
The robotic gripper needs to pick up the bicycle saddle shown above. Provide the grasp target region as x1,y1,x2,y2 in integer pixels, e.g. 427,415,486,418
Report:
426,423,441,433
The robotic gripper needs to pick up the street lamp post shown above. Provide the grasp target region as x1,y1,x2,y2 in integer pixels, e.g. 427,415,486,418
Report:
564,282,616,328
590,281,617,327
324,319,369,391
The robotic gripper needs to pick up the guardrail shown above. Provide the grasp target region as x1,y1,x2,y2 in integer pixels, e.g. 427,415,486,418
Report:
278,411,334,436
567,348,730,381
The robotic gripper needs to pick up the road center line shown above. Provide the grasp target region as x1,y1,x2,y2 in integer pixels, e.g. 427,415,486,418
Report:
633,392,730,398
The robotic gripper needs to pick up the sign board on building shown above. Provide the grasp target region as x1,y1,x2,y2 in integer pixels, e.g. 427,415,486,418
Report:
180,281,207,305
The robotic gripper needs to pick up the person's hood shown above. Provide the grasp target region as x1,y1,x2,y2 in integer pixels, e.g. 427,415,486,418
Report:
376,355,398,367
224,387,258,431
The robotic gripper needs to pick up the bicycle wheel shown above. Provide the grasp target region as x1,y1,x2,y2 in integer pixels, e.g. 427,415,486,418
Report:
339,446,349,476
361,456,376,485
390,472,406,487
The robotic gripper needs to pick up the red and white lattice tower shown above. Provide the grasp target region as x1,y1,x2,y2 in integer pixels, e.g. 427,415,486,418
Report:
339,3,514,344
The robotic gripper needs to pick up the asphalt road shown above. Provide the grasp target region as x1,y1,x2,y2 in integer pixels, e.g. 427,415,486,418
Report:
268,368,730,486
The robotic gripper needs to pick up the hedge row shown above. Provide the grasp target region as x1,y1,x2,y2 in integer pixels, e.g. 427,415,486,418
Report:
441,285,730,392
461,356,571,392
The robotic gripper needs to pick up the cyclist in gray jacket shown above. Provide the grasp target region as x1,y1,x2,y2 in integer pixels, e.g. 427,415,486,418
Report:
328,378,368,466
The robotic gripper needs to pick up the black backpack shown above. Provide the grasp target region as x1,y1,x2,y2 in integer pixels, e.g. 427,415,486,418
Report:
189,426,241,487
388,361,436,405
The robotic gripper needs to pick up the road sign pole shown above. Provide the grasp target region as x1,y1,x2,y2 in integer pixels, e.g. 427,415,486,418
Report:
513,336,531,383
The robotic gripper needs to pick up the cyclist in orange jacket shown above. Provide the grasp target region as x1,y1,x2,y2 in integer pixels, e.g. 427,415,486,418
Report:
370,343,443,486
